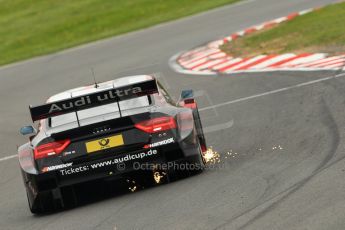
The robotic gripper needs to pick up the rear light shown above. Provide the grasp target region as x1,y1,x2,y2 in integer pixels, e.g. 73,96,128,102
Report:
181,98,197,109
135,116,176,133
201,144,207,153
34,139,71,160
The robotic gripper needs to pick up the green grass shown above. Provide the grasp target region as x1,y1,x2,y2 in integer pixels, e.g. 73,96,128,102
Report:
221,2,345,57
0,0,240,66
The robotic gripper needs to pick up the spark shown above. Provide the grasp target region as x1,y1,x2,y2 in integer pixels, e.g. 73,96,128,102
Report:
127,179,138,192
203,147,221,164
129,186,137,192
272,145,284,151
153,171,166,184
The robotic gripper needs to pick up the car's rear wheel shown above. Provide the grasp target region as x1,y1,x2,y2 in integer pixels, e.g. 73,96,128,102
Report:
167,139,205,182
193,108,207,158
28,190,55,214
189,140,205,175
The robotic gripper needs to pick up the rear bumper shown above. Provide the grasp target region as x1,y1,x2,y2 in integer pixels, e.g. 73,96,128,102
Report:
23,138,202,194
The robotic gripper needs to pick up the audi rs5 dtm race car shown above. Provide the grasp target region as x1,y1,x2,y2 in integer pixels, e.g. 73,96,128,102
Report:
18,75,207,213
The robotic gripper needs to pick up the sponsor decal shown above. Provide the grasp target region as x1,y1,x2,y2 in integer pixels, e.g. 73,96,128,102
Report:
63,150,76,156
93,126,111,134
59,149,158,176
99,138,110,147
144,137,174,149
60,165,89,176
48,87,143,113
86,134,124,153
110,149,158,164
30,79,158,121
42,162,73,173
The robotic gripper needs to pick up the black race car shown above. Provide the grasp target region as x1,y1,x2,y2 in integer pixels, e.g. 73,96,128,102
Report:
18,75,207,213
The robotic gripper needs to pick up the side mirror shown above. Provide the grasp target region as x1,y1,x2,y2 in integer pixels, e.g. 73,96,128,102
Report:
20,126,37,136
179,90,197,109
180,90,194,100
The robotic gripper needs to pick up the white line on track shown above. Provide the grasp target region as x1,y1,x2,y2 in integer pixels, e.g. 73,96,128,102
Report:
200,72,345,112
0,154,17,162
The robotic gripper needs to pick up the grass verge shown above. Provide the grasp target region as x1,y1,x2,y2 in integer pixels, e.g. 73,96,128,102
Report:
0,0,240,66
220,2,345,57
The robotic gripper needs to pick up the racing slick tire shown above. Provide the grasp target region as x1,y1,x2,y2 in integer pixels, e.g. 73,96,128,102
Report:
167,139,205,182
27,190,55,214
193,107,207,161
27,186,76,214
189,140,205,175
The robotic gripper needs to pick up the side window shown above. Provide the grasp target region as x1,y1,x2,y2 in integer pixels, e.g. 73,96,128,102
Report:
158,81,175,105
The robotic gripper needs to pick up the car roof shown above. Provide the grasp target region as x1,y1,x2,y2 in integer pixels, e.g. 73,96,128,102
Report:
47,75,155,103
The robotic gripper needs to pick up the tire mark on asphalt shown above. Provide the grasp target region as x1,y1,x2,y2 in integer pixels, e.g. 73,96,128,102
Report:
214,97,340,230
236,97,340,229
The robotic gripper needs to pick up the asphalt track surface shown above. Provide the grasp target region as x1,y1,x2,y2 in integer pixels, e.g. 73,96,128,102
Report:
0,0,344,229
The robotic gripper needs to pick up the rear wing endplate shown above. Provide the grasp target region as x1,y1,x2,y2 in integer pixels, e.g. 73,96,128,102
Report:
29,79,158,122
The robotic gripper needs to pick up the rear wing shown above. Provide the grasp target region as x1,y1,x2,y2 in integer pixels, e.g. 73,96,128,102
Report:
29,79,158,122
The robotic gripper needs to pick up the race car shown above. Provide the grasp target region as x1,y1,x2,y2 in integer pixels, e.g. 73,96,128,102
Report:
18,75,207,213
